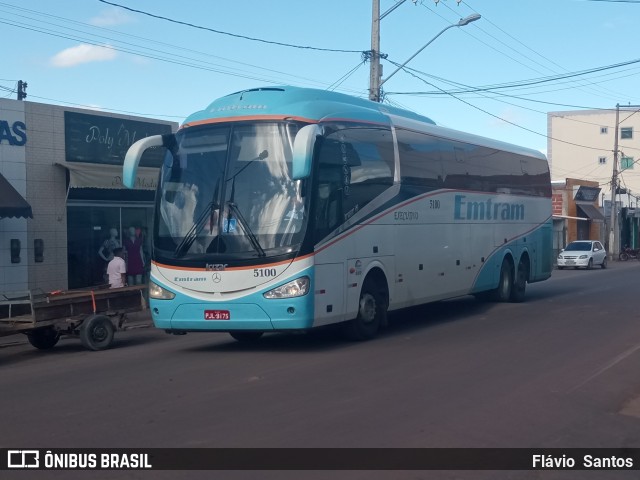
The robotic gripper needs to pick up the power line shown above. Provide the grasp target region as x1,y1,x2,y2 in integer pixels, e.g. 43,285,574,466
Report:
27,93,186,119
458,0,628,101
389,57,640,96
386,59,640,156
97,0,364,54
0,18,322,88
0,6,332,89
0,2,368,96
420,0,637,102
383,58,614,152
327,60,367,91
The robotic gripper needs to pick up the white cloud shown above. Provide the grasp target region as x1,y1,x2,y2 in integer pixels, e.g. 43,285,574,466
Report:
50,44,117,68
89,8,133,27
489,108,519,127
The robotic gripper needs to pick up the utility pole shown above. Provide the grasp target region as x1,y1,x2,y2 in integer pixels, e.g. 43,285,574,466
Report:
609,104,620,259
369,0,381,102
369,0,409,102
17,80,27,101
609,103,640,259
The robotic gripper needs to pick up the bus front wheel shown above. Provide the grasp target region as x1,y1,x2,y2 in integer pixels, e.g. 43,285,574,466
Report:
344,279,387,341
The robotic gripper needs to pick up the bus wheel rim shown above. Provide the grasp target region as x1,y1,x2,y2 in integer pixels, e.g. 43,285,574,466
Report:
359,293,377,324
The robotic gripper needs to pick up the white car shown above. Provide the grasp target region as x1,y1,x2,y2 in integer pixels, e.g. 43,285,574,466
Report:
557,240,607,270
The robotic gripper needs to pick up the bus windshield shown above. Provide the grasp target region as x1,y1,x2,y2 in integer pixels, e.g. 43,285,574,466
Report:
155,122,308,260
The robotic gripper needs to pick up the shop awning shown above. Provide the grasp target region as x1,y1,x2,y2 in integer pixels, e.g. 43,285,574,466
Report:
56,162,159,190
553,215,589,221
0,173,32,219
577,204,605,223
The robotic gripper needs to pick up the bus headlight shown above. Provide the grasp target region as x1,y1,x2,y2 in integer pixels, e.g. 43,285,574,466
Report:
263,276,310,299
149,281,176,300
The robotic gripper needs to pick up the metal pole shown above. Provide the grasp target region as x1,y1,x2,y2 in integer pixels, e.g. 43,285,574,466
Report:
379,24,456,89
609,103,620,259
378,14,480,90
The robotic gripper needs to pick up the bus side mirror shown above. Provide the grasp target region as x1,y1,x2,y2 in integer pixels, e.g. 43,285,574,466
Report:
123,134,175,189
291,124,321,180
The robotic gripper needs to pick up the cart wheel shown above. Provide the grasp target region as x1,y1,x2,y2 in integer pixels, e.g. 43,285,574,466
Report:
80,314,115,351
27,327,60,350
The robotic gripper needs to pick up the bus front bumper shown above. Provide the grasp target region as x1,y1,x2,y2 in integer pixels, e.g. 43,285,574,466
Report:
150,297,314,332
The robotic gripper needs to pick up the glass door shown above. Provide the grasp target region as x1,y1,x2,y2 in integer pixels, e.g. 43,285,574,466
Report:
67,205,153,289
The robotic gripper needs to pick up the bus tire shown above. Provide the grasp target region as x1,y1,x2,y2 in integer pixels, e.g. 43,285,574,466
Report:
27,327,60,350
491,259,513,302
80,314,115,351
510,257,528,303
344,278,386,341
229,331,264,343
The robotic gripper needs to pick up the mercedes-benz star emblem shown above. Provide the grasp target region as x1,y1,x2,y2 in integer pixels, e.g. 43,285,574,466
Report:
212,273,221,283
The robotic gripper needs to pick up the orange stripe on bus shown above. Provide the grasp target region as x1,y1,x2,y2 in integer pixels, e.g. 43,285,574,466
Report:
181,115,317,129
152,253,314,272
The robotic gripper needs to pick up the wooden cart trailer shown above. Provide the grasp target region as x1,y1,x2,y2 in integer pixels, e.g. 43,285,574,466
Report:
0,285,147,351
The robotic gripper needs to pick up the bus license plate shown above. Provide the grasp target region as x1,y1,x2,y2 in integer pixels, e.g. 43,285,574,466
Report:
204,310,230,320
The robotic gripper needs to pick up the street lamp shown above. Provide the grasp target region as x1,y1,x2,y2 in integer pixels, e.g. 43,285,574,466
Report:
377,13,481,95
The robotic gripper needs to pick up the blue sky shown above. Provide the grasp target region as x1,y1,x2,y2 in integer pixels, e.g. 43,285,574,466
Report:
2,0,639,154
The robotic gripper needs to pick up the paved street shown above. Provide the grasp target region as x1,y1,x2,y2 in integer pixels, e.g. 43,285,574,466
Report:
2,261,640,479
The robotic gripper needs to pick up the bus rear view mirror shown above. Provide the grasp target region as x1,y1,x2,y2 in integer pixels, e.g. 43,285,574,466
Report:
292,124,321,180
123,134,175,189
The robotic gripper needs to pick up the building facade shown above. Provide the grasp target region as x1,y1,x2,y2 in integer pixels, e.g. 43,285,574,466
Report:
548,107,640,253
0,98,177,294
552,178,604,256
548,107,640,208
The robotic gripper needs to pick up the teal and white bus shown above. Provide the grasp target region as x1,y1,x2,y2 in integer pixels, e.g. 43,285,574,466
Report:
123,86,552,342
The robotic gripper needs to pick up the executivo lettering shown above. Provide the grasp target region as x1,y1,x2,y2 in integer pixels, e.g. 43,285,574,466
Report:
454,194,524,221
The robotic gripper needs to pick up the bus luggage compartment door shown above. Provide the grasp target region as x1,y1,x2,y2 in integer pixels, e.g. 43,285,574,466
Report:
313,263,345,327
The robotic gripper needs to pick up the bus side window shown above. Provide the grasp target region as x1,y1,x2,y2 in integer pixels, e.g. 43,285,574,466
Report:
315,161,344,239
313,125,394,242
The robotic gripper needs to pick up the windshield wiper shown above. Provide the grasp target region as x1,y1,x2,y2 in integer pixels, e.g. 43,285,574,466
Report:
173,178,223,258
221,150,268,257
173,201,218,258
226,202,266,257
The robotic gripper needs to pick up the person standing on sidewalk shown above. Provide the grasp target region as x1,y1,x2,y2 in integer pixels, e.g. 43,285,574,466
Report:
107,247,127,288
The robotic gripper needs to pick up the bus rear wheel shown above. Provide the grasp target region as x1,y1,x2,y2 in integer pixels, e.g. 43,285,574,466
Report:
510,257,528,303
344,279,387,341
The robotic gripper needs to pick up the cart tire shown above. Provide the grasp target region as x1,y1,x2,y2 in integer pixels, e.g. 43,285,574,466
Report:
80,314,115,351
27,327,60,350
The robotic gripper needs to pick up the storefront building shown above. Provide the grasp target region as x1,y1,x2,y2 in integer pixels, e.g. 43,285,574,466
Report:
0,98,177,294
551,178,605,257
